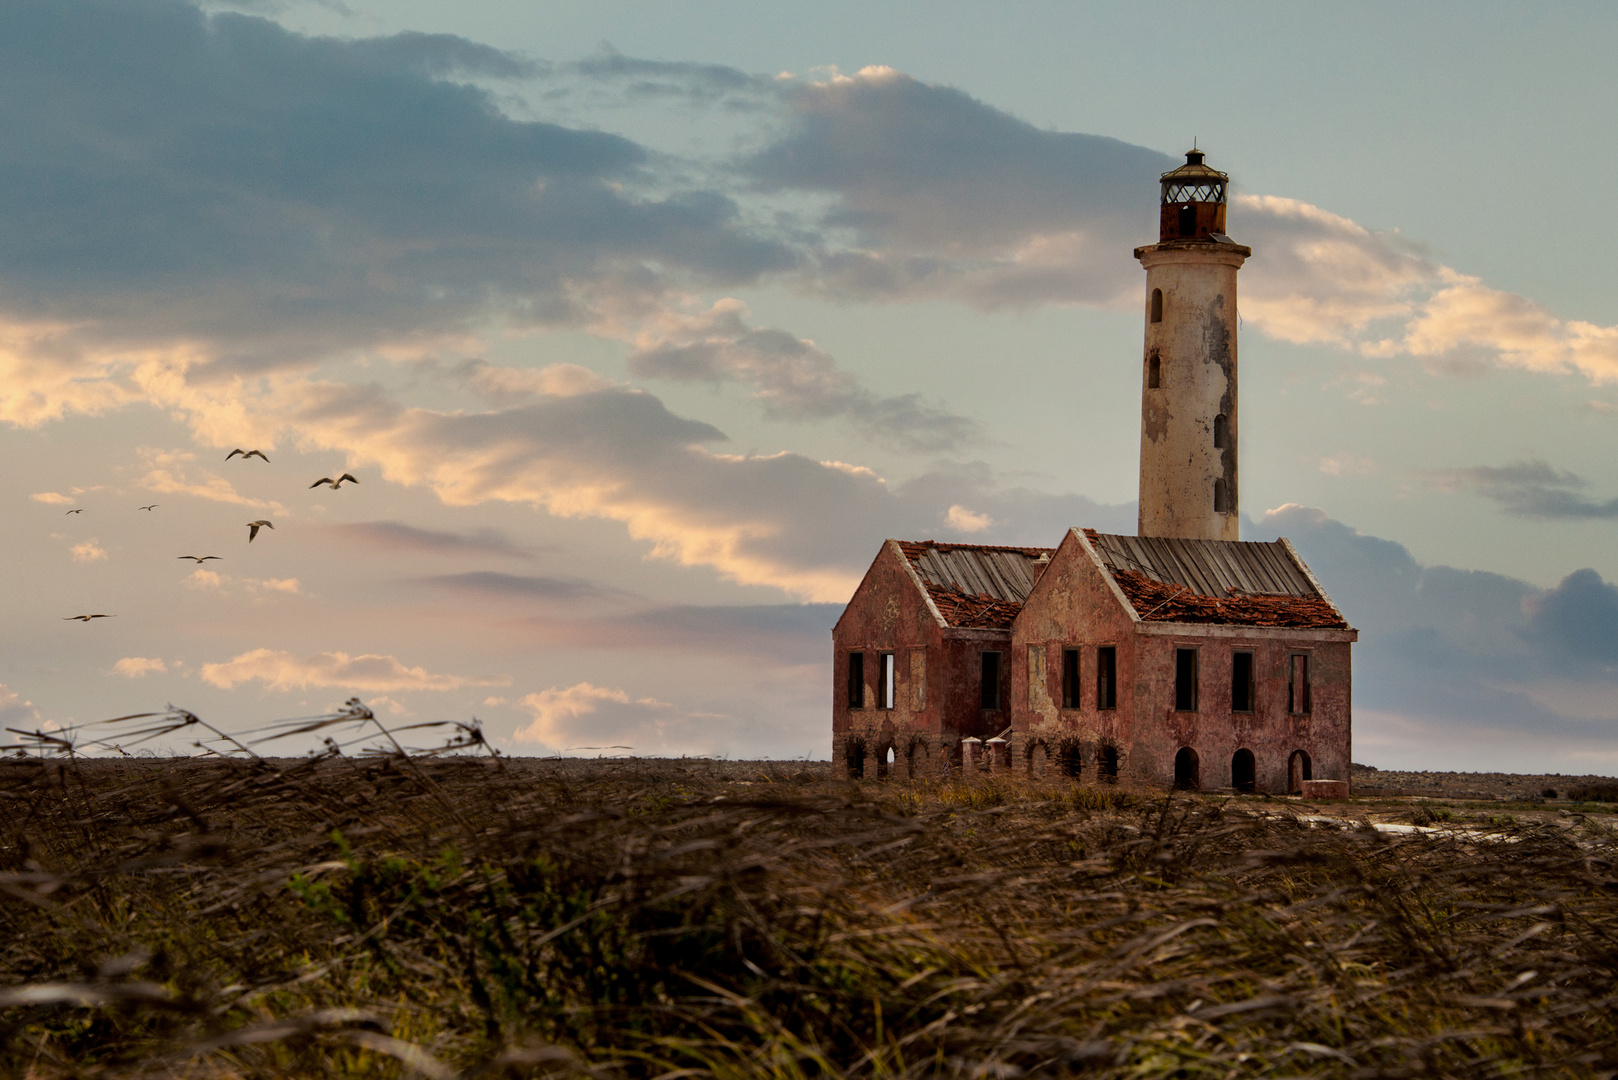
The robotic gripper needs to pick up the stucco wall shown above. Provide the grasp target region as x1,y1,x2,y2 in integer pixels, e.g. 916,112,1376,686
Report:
1137,244,1247,541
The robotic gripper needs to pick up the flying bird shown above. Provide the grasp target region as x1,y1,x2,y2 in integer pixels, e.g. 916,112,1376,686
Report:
65,508,84,515
139,504,158,511
226,449,270,462
178,555,222,563
246,520,274,542
310,474,359,489
63,614,114,622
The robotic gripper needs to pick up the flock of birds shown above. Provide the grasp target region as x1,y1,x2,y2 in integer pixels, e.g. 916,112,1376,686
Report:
62,449,359,622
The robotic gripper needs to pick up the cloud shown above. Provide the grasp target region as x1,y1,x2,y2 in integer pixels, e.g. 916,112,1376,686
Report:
1317,453,1375,477
513,681,672,747
1427,459,1618,519
199,647,510,691
70,540,107,563
418,571,622,602
113,657,168,677
945,504,994,532
1252,505,1618,758
625,297,977,450
185,568,223,590
327,520,536,560
29,492,73,505
0,683,42,728
137,448,283,510
458,360,620,404
516,602,841,665
255,577,300,594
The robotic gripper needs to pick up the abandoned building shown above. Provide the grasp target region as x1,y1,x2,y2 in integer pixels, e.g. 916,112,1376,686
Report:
831,149,1357,793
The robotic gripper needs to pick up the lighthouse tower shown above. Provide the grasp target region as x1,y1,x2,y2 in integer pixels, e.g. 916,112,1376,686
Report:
1135,149,1251,541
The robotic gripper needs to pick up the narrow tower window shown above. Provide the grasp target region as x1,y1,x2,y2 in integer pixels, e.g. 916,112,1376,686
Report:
1213,478,1228,513
847,652,864,709
1147,351,1161,389
1213,413,1228,449
1178,204,1196,236
1150,288,1163,323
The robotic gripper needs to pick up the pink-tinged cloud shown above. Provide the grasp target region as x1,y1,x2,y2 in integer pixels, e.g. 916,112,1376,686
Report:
199,648,510,693
513,682,672,747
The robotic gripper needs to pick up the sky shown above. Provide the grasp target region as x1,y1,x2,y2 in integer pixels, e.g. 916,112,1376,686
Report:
3,0,1618,772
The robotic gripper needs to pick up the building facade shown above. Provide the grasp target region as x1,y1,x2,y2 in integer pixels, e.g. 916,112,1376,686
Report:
831,149,1357,792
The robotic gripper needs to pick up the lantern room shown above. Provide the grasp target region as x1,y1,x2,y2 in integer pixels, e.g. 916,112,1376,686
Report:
1159,148,1229,242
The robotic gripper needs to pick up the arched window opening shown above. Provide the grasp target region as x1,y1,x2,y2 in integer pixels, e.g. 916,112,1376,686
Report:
1174,747,1200,791
1232,748,1256,793
1213,413,1228,449
846,739,866,779
1147,351,1161,389
1057,741,1084,779
1178,203,1196,236
1099,745,1120,784
1288,750,1313,795
1150,288,1163,323
1213,478,1228,514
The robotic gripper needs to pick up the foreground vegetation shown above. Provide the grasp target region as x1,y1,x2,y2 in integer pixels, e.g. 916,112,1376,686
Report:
2,716,1617,1077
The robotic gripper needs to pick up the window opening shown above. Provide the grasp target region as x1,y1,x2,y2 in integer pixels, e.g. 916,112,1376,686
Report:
980,651,1002,710
1174,747,1199,790
1289,654,1312,714
1099,745,1120,784
1150,288,1163,323
1231,748,1256,793
878,652,896,710
1231,651,1254,712
1175,648,1198,712
1096,647,1117,710
1213,478,1228,514
1213,413,1228,449
1288,750,1312,794
1147,351,1161,389
1178,203,1196,236
1061,648,1081,709
847,652,864,709
846,739,865,779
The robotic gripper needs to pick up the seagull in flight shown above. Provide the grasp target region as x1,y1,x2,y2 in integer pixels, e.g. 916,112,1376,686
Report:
65,508,84,515
247,520,274,542
226,449,270,462
310,473,359,490
63,614,114,622
178,555,222,563
139,504,158,511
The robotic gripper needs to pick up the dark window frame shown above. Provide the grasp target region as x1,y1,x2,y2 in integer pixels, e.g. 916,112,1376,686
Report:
1096,646,1118,711
1150,288,1164,323
1231,650,1255,713
847,652,865,709
877,652,896,710
980,650,1002,711
1175,648,1199,712
1061,648,1081,709
1288,653,1312,715
1147,350,1161,389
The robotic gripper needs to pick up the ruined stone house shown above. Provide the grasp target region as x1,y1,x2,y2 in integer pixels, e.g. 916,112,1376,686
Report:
831,150,1357,792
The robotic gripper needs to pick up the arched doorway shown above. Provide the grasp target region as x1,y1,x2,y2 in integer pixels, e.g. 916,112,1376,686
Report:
877,744,894,780
1288,750,1312,794
1057,740,1084,779
846,739,866,779
1173,747,1199,790
1098,745,1120,784
1231,748,1256,793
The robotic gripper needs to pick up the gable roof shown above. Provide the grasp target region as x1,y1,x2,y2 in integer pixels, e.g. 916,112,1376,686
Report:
1083,531,1349,629
896,540,1053,630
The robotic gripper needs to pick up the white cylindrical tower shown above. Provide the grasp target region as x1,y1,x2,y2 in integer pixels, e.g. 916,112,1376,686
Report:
1134,149,1251,541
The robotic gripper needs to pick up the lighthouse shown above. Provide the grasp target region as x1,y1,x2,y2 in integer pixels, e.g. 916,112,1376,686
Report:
1135,149,1251,541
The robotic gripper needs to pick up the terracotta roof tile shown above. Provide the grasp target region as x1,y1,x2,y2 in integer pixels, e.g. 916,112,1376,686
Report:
1110,568,1348,628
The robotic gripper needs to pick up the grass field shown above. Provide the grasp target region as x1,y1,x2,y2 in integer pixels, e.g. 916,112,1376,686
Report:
3,720,1618,1077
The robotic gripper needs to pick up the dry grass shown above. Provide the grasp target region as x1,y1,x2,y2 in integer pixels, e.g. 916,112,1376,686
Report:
2,711,1618,1078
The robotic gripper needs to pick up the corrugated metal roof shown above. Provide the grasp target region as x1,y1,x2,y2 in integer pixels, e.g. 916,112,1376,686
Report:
899,541,1052,603
1085,532,1316,598
896,541,1053,629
